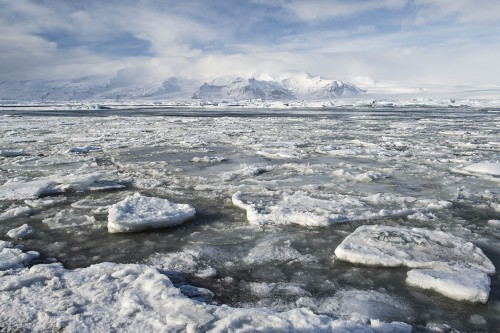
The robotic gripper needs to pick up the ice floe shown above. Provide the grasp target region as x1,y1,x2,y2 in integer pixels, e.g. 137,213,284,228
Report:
6,224,34,239
67,145,102,154
233,191,451,226
0,241,39,270
0,172,123,201
107,193,196,233
462,161,500,176
334,225,496,302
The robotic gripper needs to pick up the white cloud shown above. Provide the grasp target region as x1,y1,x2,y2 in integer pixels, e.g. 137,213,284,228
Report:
283,0,407,21
414,0,500,24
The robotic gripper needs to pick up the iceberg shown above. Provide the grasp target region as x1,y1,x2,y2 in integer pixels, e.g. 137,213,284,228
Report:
107,193,196,233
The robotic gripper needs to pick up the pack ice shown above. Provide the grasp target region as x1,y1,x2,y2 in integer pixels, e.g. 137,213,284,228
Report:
0,243,413,332
107,193,196,233
334,225,496,303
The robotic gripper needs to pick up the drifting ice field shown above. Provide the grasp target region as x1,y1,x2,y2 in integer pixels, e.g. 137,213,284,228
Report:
0,107,499,332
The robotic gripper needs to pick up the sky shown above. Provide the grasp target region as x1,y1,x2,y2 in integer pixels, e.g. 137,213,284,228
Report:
1,0,500,90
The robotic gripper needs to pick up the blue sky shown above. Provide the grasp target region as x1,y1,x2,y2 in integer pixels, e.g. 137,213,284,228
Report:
1,0,500,89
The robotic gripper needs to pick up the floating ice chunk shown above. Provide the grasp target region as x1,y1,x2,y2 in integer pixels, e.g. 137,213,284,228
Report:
463,161,500,176
334,225,495,302
42,209,96,229
334,225,495,273
255,148,303,159
191,156,227,163
0,178,58,201
6,224,34,239
0,206,32,220
233,192,449,227
67,145,102,154
488,219,500,227
244,238,316,264
0,172,116,201
0,241,39,270
297,289,414,324
406,267,491,303
147,249,216,278
107,193,195,233
24,196,67,208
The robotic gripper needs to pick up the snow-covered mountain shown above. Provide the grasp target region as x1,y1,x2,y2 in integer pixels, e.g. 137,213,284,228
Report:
0,73,365,102
192,76,294,100
192,74,365,101
283,73,366,99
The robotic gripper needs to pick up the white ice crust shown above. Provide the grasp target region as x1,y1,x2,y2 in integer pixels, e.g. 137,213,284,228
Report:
334,225,496,303
107,193,196,233
6,224,34,239
462,161,500,176
232,191,451,226
0,255,412,332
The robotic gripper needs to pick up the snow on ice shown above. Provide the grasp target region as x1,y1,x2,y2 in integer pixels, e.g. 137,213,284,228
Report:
232,191,451,227
0,244,413,332
462,161,500,176
107,193,196,233
334,225,495,303
6,224,34,239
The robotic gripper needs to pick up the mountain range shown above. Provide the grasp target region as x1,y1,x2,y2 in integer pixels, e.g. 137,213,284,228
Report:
0,73,365,102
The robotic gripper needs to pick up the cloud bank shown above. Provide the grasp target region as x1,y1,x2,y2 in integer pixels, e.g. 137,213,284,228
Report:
1,0,499,89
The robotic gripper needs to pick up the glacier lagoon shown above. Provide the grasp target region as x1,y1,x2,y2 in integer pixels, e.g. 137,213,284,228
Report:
0,106,499,332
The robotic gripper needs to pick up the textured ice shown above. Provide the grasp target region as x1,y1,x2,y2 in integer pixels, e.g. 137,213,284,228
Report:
0,173,118,201
108,193,196,233
335,225,495,302
67,145,102,154
6,224,34,239
463,161,500,176
406,267,491,303
0,206,32,220
297,289,414,324
244,237,316,264
0,241,39,270
233,191,452,226
42,209,97,229
0,258,410,332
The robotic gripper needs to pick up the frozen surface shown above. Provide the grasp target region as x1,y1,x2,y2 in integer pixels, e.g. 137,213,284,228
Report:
463,161,500,176
233,191,451,226
0,252,412,332
0,107,499,331
6,224,34,239
406,267,491,303
108,193,196,233
0,241,39,271
334,225,495,302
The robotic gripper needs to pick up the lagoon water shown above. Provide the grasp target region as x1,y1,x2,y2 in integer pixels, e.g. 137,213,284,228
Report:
0,107,499,332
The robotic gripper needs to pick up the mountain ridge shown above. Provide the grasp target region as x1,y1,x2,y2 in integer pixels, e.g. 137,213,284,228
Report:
0,73,366,102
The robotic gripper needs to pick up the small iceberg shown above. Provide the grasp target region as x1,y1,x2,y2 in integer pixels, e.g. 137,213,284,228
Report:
334,225,495,303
